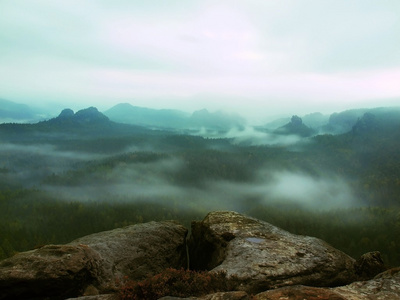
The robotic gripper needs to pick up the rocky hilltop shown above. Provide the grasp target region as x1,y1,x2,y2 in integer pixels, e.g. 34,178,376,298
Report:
0,211,397,300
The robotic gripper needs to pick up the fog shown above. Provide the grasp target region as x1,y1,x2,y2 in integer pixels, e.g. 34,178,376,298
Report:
40,155,357,211
224,127,305,146
0,143,106,186
195,126,306,146
0,133,359,212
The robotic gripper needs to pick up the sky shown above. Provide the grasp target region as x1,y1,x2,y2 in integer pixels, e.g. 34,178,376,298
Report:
1,0,399,121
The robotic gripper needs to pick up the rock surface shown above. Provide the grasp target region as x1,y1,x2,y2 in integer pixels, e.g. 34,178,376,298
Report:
1,213,399,300
164,269,400,299
254,268,400,299
69,221,188,288
189,211,357,294
159,291,249,300
333,267,400,299
0,221,188,299
0,244,102,300
66,295,118,300
354,251,387,280
255,286,346,299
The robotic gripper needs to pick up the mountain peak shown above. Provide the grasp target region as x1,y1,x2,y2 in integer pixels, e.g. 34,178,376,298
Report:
50,107,109,126
74,107,109,123
275,115,315,137
58,108,74,118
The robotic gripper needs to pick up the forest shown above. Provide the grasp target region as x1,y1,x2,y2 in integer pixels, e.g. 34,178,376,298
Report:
0,107,399,266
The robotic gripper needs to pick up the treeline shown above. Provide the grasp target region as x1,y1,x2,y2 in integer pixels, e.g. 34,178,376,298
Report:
1,111,400,267
43,138,400,206
245,203,400,267
0,189,207,260
0,188,399,266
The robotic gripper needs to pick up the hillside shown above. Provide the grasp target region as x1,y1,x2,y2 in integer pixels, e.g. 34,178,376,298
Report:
0,107,159,147
0,98,38,122
274,115,316,137
104,103,190,129
0,105,400,272
104,103,246,131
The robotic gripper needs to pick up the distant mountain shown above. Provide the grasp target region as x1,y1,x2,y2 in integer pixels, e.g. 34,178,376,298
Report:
48,107,110,125
0,98,37,122
36,106,156,137
104,103,189,129
189,109,246,130
274,115,316,137
261,117,291,130
351,107,400,137
104,103,246,131
302,112,329,130
321,109,370,134
0,107,153,143
319,107,400,135
260,113,329,132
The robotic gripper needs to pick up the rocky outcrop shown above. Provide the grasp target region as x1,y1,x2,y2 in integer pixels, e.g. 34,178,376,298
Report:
0,221,188,299
1,212,399,300
66,295,118,300
255,286,346,299
254,268,400,299
354,251,387,280
159,291,249,300
189,211,357,294
69,221,188,288
274,115,315,137
333,267,400,299
0,244,102,300
163,268,400,299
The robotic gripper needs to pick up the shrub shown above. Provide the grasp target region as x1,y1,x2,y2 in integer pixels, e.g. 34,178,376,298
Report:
119,268,234,300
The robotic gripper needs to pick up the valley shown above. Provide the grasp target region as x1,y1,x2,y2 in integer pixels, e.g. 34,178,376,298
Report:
0,103,399,266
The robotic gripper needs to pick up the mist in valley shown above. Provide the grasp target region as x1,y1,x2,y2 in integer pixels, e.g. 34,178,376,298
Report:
14,144,359,212
0,129,358,212
1,104,400,266
194,126,306,147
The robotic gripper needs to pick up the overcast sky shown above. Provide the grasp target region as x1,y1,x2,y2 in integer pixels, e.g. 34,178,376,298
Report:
1,0,399,121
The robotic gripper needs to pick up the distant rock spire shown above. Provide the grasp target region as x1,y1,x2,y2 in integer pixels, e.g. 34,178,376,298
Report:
58,108,74,118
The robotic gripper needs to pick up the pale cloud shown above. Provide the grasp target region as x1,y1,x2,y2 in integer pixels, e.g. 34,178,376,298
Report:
0,0,399,119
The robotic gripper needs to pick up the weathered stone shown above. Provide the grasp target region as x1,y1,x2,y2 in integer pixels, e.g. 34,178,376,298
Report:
200,292,249,300
333,267,400,299
355,251,387,280
254,268,400,299
189,211,356,294
159,297,198,300
69,221,188,289
66,295,118,300
255,286,346,300
159,291,249,300
0,244,102,300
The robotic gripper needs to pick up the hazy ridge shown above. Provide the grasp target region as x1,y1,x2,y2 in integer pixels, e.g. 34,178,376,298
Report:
0,99,400,266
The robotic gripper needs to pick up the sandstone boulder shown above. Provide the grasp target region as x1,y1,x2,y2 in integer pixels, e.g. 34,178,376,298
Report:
0,244,102,300
255,268,400,299
69,221,188,289
189,211,356,294
66,295,118,300
333,267,400,299
255,286,346,299
0,221,188,299
159,291,249,300
354,251,386,280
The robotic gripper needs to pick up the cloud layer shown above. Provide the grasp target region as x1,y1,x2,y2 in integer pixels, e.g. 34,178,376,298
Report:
1,0,399,119
41,155,358,211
